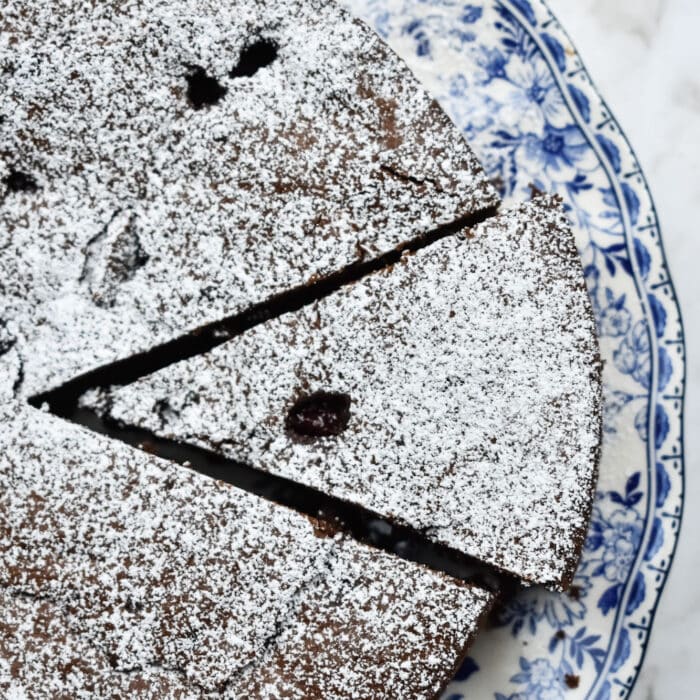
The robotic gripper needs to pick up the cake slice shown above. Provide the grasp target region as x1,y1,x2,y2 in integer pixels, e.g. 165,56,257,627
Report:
0,0,498,398
91,196,602,589
0,402,493,698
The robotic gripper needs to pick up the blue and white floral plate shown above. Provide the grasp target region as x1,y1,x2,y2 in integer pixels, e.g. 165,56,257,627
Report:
343,1,686,697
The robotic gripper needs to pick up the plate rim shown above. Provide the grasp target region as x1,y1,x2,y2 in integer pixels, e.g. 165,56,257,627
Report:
352,0,688,695
501,1,687,695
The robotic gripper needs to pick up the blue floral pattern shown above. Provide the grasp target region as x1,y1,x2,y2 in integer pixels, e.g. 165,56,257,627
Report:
345,0,685,697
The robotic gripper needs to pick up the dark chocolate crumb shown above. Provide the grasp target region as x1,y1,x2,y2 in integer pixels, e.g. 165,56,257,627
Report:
308,515,342,539
568,584,581,601
529,182,546,199
490,175,506,196
139,441,159,455
230,38,278,79
564,673,579,689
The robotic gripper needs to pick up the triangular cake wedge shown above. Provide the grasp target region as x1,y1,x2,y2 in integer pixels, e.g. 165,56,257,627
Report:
0,402,493,699
92,196,602,589
0,0,498,398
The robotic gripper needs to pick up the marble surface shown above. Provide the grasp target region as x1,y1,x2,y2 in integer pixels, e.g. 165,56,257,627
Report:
547,1,699,697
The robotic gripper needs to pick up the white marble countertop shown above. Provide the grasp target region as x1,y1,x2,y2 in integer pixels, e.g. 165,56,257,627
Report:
547,1,699,696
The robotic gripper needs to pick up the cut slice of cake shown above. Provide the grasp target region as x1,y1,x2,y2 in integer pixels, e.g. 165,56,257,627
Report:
0,0,498,398
0,402,493,699
91,196,602,589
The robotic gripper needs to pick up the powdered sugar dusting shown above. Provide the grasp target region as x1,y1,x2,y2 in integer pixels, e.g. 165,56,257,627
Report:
0,0,498,397
0,0,601,690
0,402,492,697
99,197,602,588
0,591,195,699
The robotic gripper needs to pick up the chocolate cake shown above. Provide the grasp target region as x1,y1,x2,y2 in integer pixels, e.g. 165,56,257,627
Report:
90,196,603,590
0,0,498,399
0,0,604,695
0,402,493,698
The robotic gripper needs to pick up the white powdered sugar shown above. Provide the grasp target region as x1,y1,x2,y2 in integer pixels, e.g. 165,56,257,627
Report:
0,591,196,698
99,197,602,588
0,402,492,698
0,0,498,398
0,1,602,694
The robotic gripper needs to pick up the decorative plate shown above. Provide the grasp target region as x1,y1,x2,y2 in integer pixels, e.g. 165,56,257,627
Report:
343,1,686,698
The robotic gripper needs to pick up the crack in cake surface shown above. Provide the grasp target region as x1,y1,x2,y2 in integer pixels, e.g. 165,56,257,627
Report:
49,404,510,595
0,589,197,697
29,205,496,411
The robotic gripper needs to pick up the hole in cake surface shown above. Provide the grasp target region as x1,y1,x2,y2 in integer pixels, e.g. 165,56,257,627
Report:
124,598,144,614
285,391,351,440
229,38,278,78
184,65,227,109
3,170,38,194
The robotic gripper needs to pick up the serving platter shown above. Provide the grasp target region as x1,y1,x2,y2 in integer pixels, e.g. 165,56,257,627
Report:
344,1,686,697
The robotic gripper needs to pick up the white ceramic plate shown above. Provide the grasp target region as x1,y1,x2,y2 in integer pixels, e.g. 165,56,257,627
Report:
343,1,686,697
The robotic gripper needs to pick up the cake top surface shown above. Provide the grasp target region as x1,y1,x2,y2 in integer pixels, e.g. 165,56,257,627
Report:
0,0,498,398
0,591,195,698
97,196,602,588
0,2,604,689
0,401,492,698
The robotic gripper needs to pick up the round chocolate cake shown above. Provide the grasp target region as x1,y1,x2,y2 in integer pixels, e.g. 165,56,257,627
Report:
0,0,601,698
